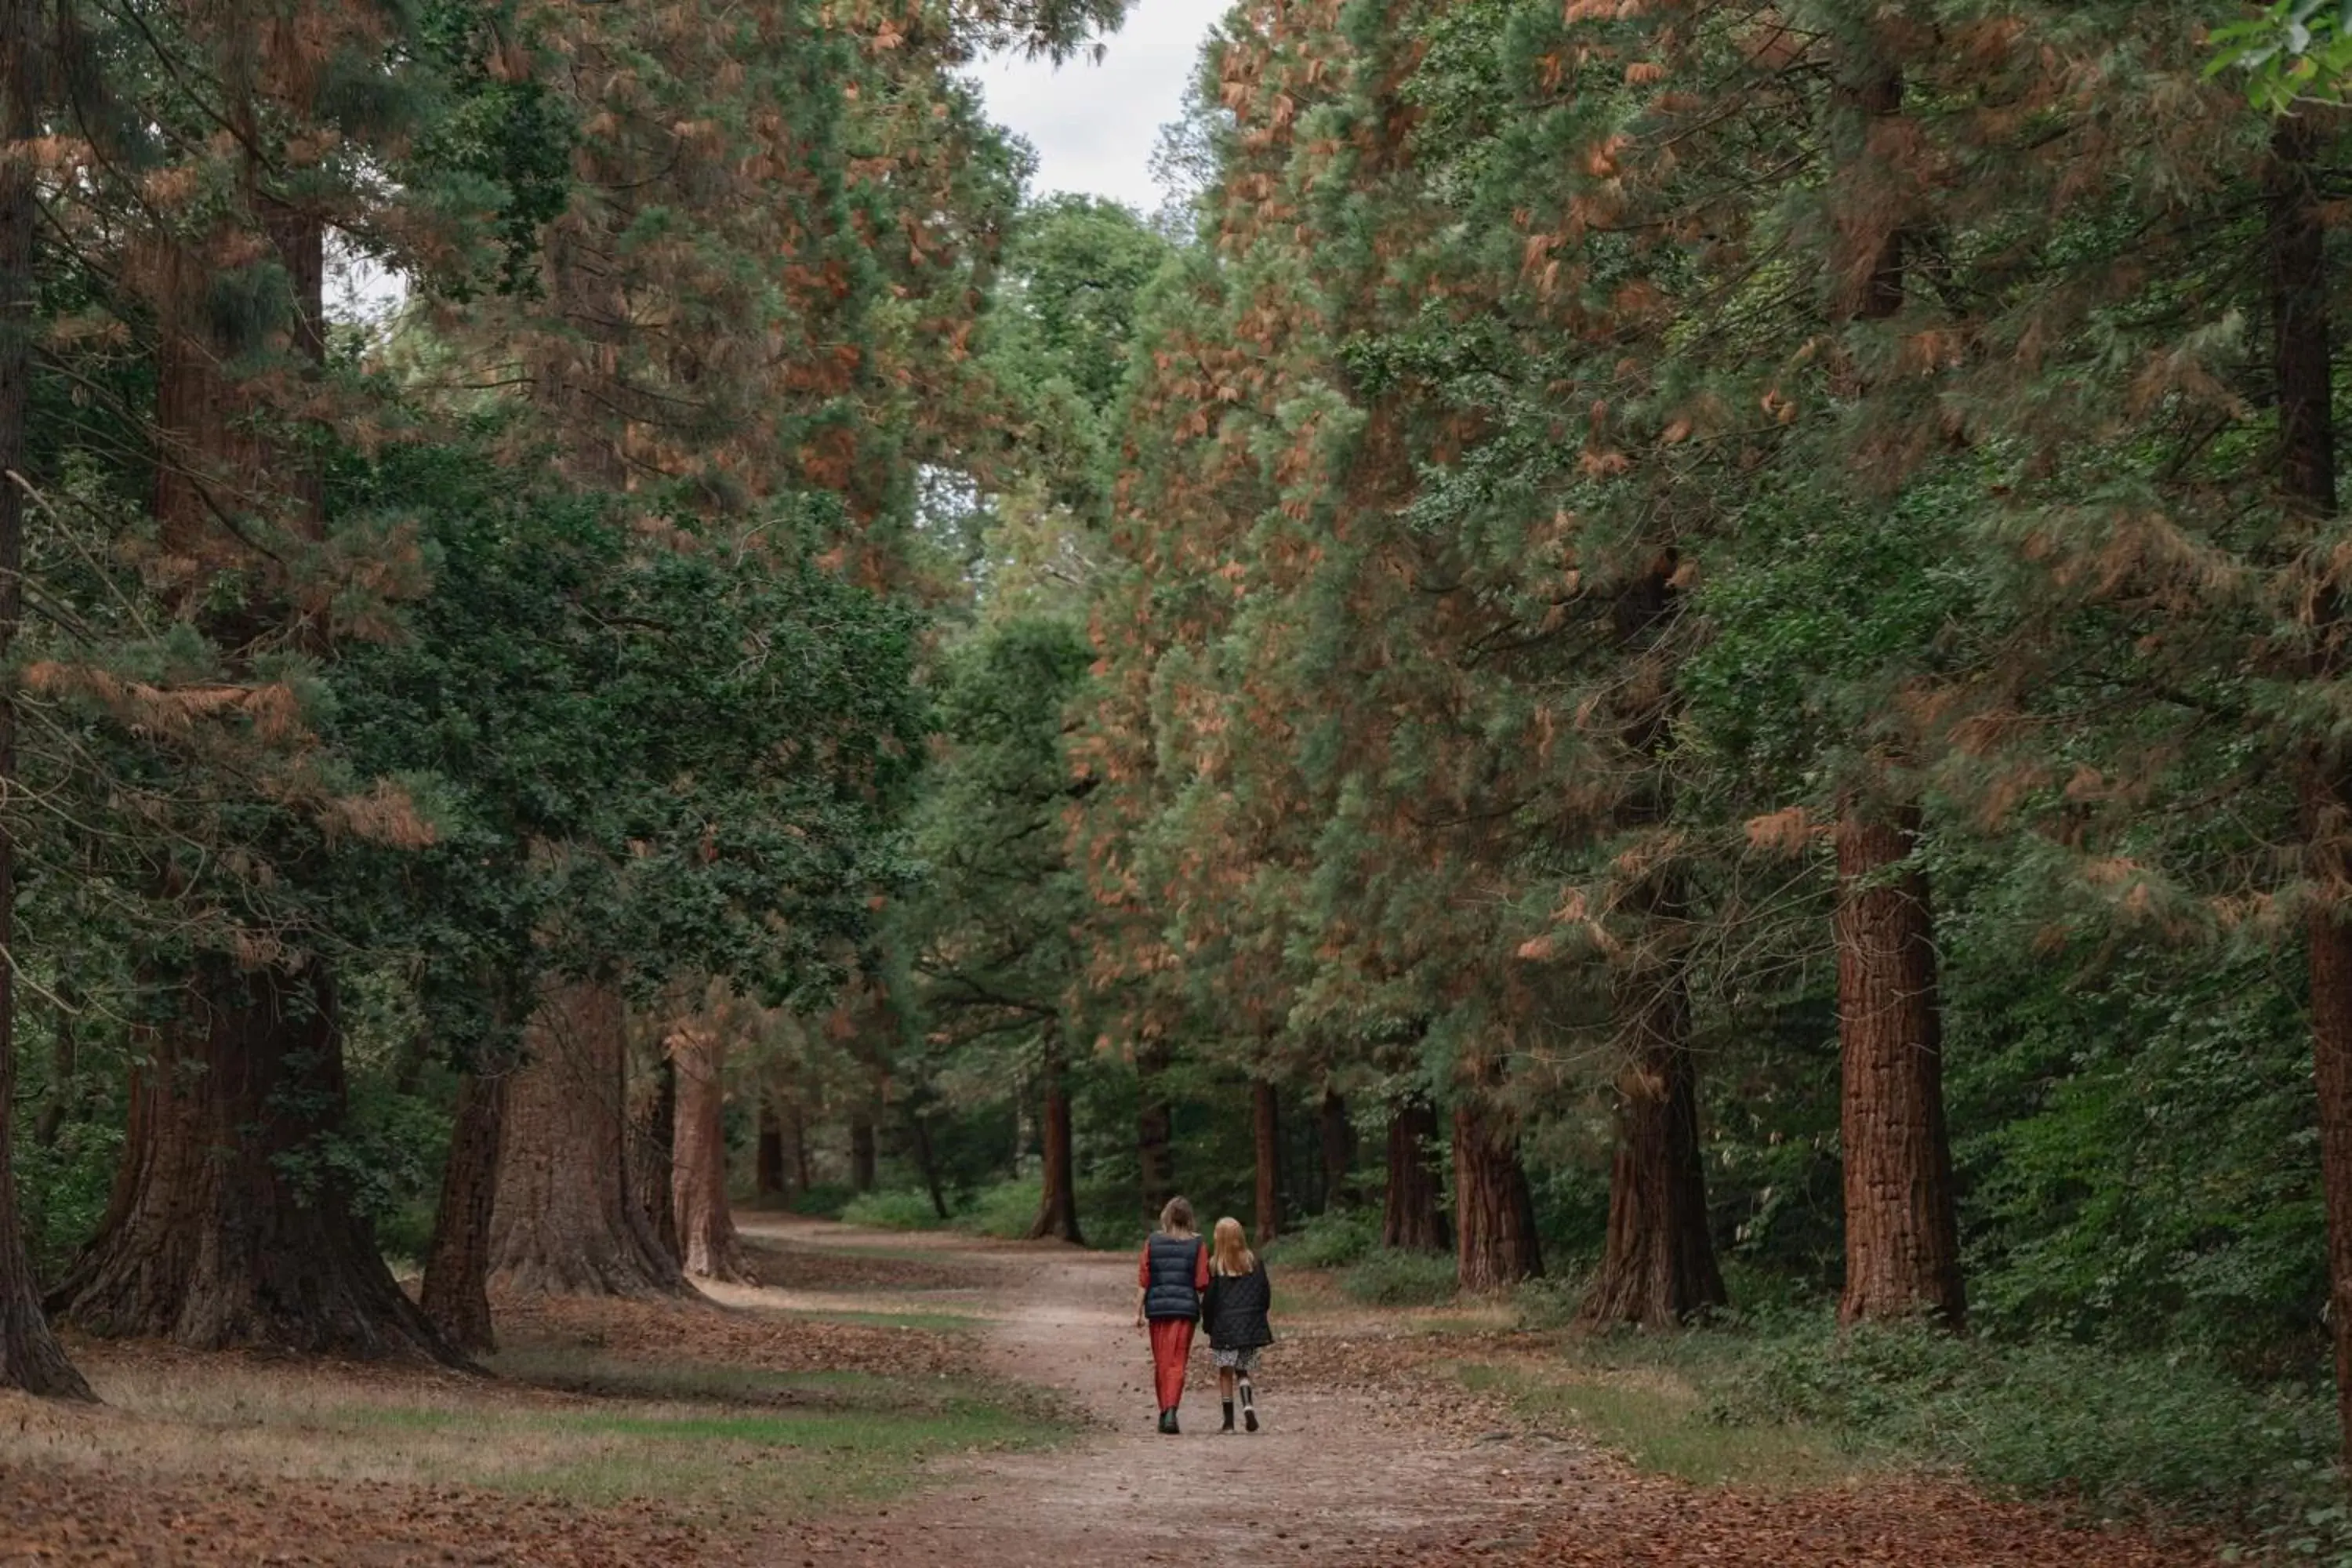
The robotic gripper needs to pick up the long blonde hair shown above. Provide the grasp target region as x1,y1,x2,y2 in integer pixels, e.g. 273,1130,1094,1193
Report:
1211,1216,1256,1276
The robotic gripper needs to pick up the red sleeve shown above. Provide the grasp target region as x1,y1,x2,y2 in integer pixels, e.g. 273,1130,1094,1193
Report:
1138,1244,1152,1288
1194,1242,1210,1290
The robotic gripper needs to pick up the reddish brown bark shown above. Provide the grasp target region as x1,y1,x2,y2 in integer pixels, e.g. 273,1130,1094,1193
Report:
1454,1093,1541,1292
489,980,686,1298
1582,956,1725,1327
0,0,86,1400
1381,1098,1448,1252
1252,1080,1283,1242
630,1048,681,1266
671,1025,751,1282
1835,806,1964,1328
421,1069,507,1353
53,964,459,1362
1029,1047,1083,1243
2272,115,2352,1467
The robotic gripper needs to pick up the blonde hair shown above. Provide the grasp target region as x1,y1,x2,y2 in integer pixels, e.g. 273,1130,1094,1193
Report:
1159,1196,1196,1236
1211,1216,1256,1276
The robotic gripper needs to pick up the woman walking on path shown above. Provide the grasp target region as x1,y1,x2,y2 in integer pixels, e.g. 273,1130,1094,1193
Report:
1202,1217,1273,1433
1134,1196,1210,1434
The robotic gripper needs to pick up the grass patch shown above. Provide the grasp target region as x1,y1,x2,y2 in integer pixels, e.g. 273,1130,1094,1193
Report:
1458,1361,1874,1489
38,1355,1073,1528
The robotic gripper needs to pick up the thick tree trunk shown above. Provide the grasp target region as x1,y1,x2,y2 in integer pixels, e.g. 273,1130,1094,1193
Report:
52,962,459,1362
1454,1094,1542,1291
1381,1097,1449,1252
421,1069,506,1353
1138,1043,1176,1221
1835,805,1964,1327
849,1115,878,1193
630,1050,681,1266
671,1026,751,1283
0,1,85,1394
756,1091,786,1201
1029,1065,1083,1243
2272,115,2352,1468
1252,1080,1283,1242
1581,959,1725,1327
1319,1089,1355,1210
489,979,686,1297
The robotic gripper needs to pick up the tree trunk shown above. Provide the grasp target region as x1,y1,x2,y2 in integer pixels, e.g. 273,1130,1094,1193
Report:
1381,1097,1448,1252
1319,1089,1355,1210
52,961,459,1362
630,1049,681,1267
1252,1080,1283,1242
421,1069,506,1353
910,1111,949,1221
2271,115,2352,1468
1454,1094,1542,1292
791,1102,813,1193
1137,1043,1176,1221
0,0,86,1396
1029,1062,1083,1243
1835,805,1964,1327
489,979,686,1297
849,1115,878,1193
1581,956,1725,1327
756,1091,786,1202
672,1026,750,1283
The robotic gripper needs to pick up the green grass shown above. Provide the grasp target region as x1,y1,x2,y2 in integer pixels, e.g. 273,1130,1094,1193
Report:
1457,1361,1875,1489
331,1367,1074,1519
1338,1247,1460,1306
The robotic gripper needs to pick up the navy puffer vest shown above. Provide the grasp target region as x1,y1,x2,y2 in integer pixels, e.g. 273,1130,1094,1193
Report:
1143,1232,1205,1320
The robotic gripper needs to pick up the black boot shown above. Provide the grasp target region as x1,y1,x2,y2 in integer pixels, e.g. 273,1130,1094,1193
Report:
1157,1408,1176,1436
1220,1399,1236,1432
1240,1379,1259,1433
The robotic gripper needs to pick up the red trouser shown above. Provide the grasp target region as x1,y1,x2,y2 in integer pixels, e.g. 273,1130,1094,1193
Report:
1148,1317,1194,1411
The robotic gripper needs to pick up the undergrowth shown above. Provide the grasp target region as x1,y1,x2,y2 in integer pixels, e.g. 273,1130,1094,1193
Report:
1480,1310,2343,1562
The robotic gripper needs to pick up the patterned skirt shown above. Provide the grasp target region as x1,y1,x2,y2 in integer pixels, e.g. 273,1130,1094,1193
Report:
1212,1345,1260,1373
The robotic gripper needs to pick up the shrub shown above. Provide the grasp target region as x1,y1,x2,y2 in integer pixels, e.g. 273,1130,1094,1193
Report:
1265,1207,1378,1269
956,1178,1044,1240
1705,1316,2338,1546
839,1189,949,1231
787,1181,856,1220
1339,1247,1458,1307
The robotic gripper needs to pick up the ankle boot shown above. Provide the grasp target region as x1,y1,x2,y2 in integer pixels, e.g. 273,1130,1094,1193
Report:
1220,1399,1236,1432
1240,1381,1259,1432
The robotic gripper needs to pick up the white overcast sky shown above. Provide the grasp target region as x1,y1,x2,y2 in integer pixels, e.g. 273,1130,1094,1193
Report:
971,0,1225,213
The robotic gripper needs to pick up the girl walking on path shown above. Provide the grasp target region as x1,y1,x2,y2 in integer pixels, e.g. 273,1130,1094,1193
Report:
1134,1196,1210,1434
1202,1217,1273,1433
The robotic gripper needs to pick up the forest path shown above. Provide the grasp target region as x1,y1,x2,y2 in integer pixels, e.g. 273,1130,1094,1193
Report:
731,1214,1573,1566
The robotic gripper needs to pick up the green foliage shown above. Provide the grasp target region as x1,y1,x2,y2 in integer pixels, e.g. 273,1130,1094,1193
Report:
1340,1248,1461,1307
1706,1318,2335,1541
1265,1207,1380,1270
2210,0,2352,111
839,1189,951,1232
956,1178,1046,1240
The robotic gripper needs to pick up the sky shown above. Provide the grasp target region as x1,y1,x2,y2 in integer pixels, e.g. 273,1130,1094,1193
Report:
971,0,1225,214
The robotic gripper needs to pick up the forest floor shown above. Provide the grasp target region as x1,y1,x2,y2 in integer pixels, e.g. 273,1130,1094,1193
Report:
0,1216,2226,1566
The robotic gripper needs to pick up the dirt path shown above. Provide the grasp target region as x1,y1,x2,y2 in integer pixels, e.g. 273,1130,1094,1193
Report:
736,1215,1576,1566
